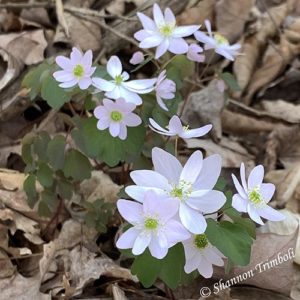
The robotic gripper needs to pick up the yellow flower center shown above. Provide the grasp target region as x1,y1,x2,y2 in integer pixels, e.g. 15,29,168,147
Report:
144,218,159,230
194,234,209,249
110,111,123,122
115,74,123,85
159,24,174,37
170,180,192,201
214,33,229,45
183,125,190,132
73,64,84,78
248,188,264,206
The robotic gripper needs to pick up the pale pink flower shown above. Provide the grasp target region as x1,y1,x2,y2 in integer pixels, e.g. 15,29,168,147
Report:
155,70,176,111
126,148,226,234
94,98,141,140
134,3,200,59
194,20,241,61
53,47,96,90
116,191,190,259
129,51,144,65
232,163,285,225
187,44,205,62
149,115,212,139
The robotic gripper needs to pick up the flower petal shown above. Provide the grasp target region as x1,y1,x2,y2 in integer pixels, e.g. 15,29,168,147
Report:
193,154,221,190
155,38,169,59
232,194,248,213
149,236,168,259
59,79,78,88
247,204,264,225
187,190,226,213
260,183,275,203
70,47,82,63
125,185,166,202
153,3,165,26
56,56,72,70
118,124,127,140
257,206,285,222
134,29,152,42
232,174,247,198
118,86,142,105
107,56,122,78
156,95,168,111
165,220,190,246
184,252,201,273
172,25,200,38
123,78,156,92
81,49,93,69
164,7,176,24
168,37,188,54
96,117,110,130
203,247,224,266
180,150,203,183
140,35,164,48
132,232,151,255
92,78,115,92
130,170,170,190
197,257,213,278
179,203,207,234
143,192,179,220
194,31,215,46
94,106,107,119
117,199,143,224
116,227,140,249
152,147,182,184
78,77,92,90
53,70,74,82
149,118,171,134
168,115,183,133
109,122,120,137
180,124,212,139
240,163,248,192
137,12,156,31
248,165,264,190
106,86,121,99
123,114,142,127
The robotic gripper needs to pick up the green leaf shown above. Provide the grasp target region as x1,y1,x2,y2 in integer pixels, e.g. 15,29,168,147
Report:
214,177,227,191
159,244,194,289
41,75,71,109
33,132,51,162
47,135,66,170
23,175,38,208
219,72,240,91
206,219,253,266
63,149,91,181
224,208,256,239
22,143,34,165
36,162,53,187
131,250,162,287
72,117,146,167
38,200,52,217
40,190,58,212
22,62,50,99
57,179,73,199
167,55,194,78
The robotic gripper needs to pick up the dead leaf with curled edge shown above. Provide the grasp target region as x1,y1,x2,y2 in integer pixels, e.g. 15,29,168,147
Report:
243,35,300,105
216,0,254,43
233,0,296,94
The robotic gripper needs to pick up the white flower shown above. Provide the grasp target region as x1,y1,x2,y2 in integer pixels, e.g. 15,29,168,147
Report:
183,233,224,278
94,98,141,140
194,20,241,61
155,70,176,111
53,47,96,90
125,147,226,234
116,191,190,259
187,44,205,63
232,163,285,225
149,115,212,139
134,3,200,59
92,56,156,105
129,51,144,65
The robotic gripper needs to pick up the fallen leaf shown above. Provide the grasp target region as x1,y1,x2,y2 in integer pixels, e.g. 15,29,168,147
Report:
216,0,254,43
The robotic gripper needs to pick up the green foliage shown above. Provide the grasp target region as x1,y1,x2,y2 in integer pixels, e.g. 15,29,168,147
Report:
219,72,240,91
84,199,115,232
47,135,66,170
72,117,146,167
23,174,38,208
131,244,195,289
206,219,253,266
63,149,92,181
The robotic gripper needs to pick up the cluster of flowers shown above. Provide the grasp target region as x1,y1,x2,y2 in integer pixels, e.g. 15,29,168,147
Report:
53,3,285,278
53,3,241,140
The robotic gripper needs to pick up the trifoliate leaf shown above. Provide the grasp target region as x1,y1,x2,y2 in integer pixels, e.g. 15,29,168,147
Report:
23,174,38,208
47,135,66,170
36,162,53,187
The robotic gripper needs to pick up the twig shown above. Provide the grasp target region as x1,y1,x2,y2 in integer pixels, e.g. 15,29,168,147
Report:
0,252,43,261
64,5,137,22
56,0,70,37
0,2,52,9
